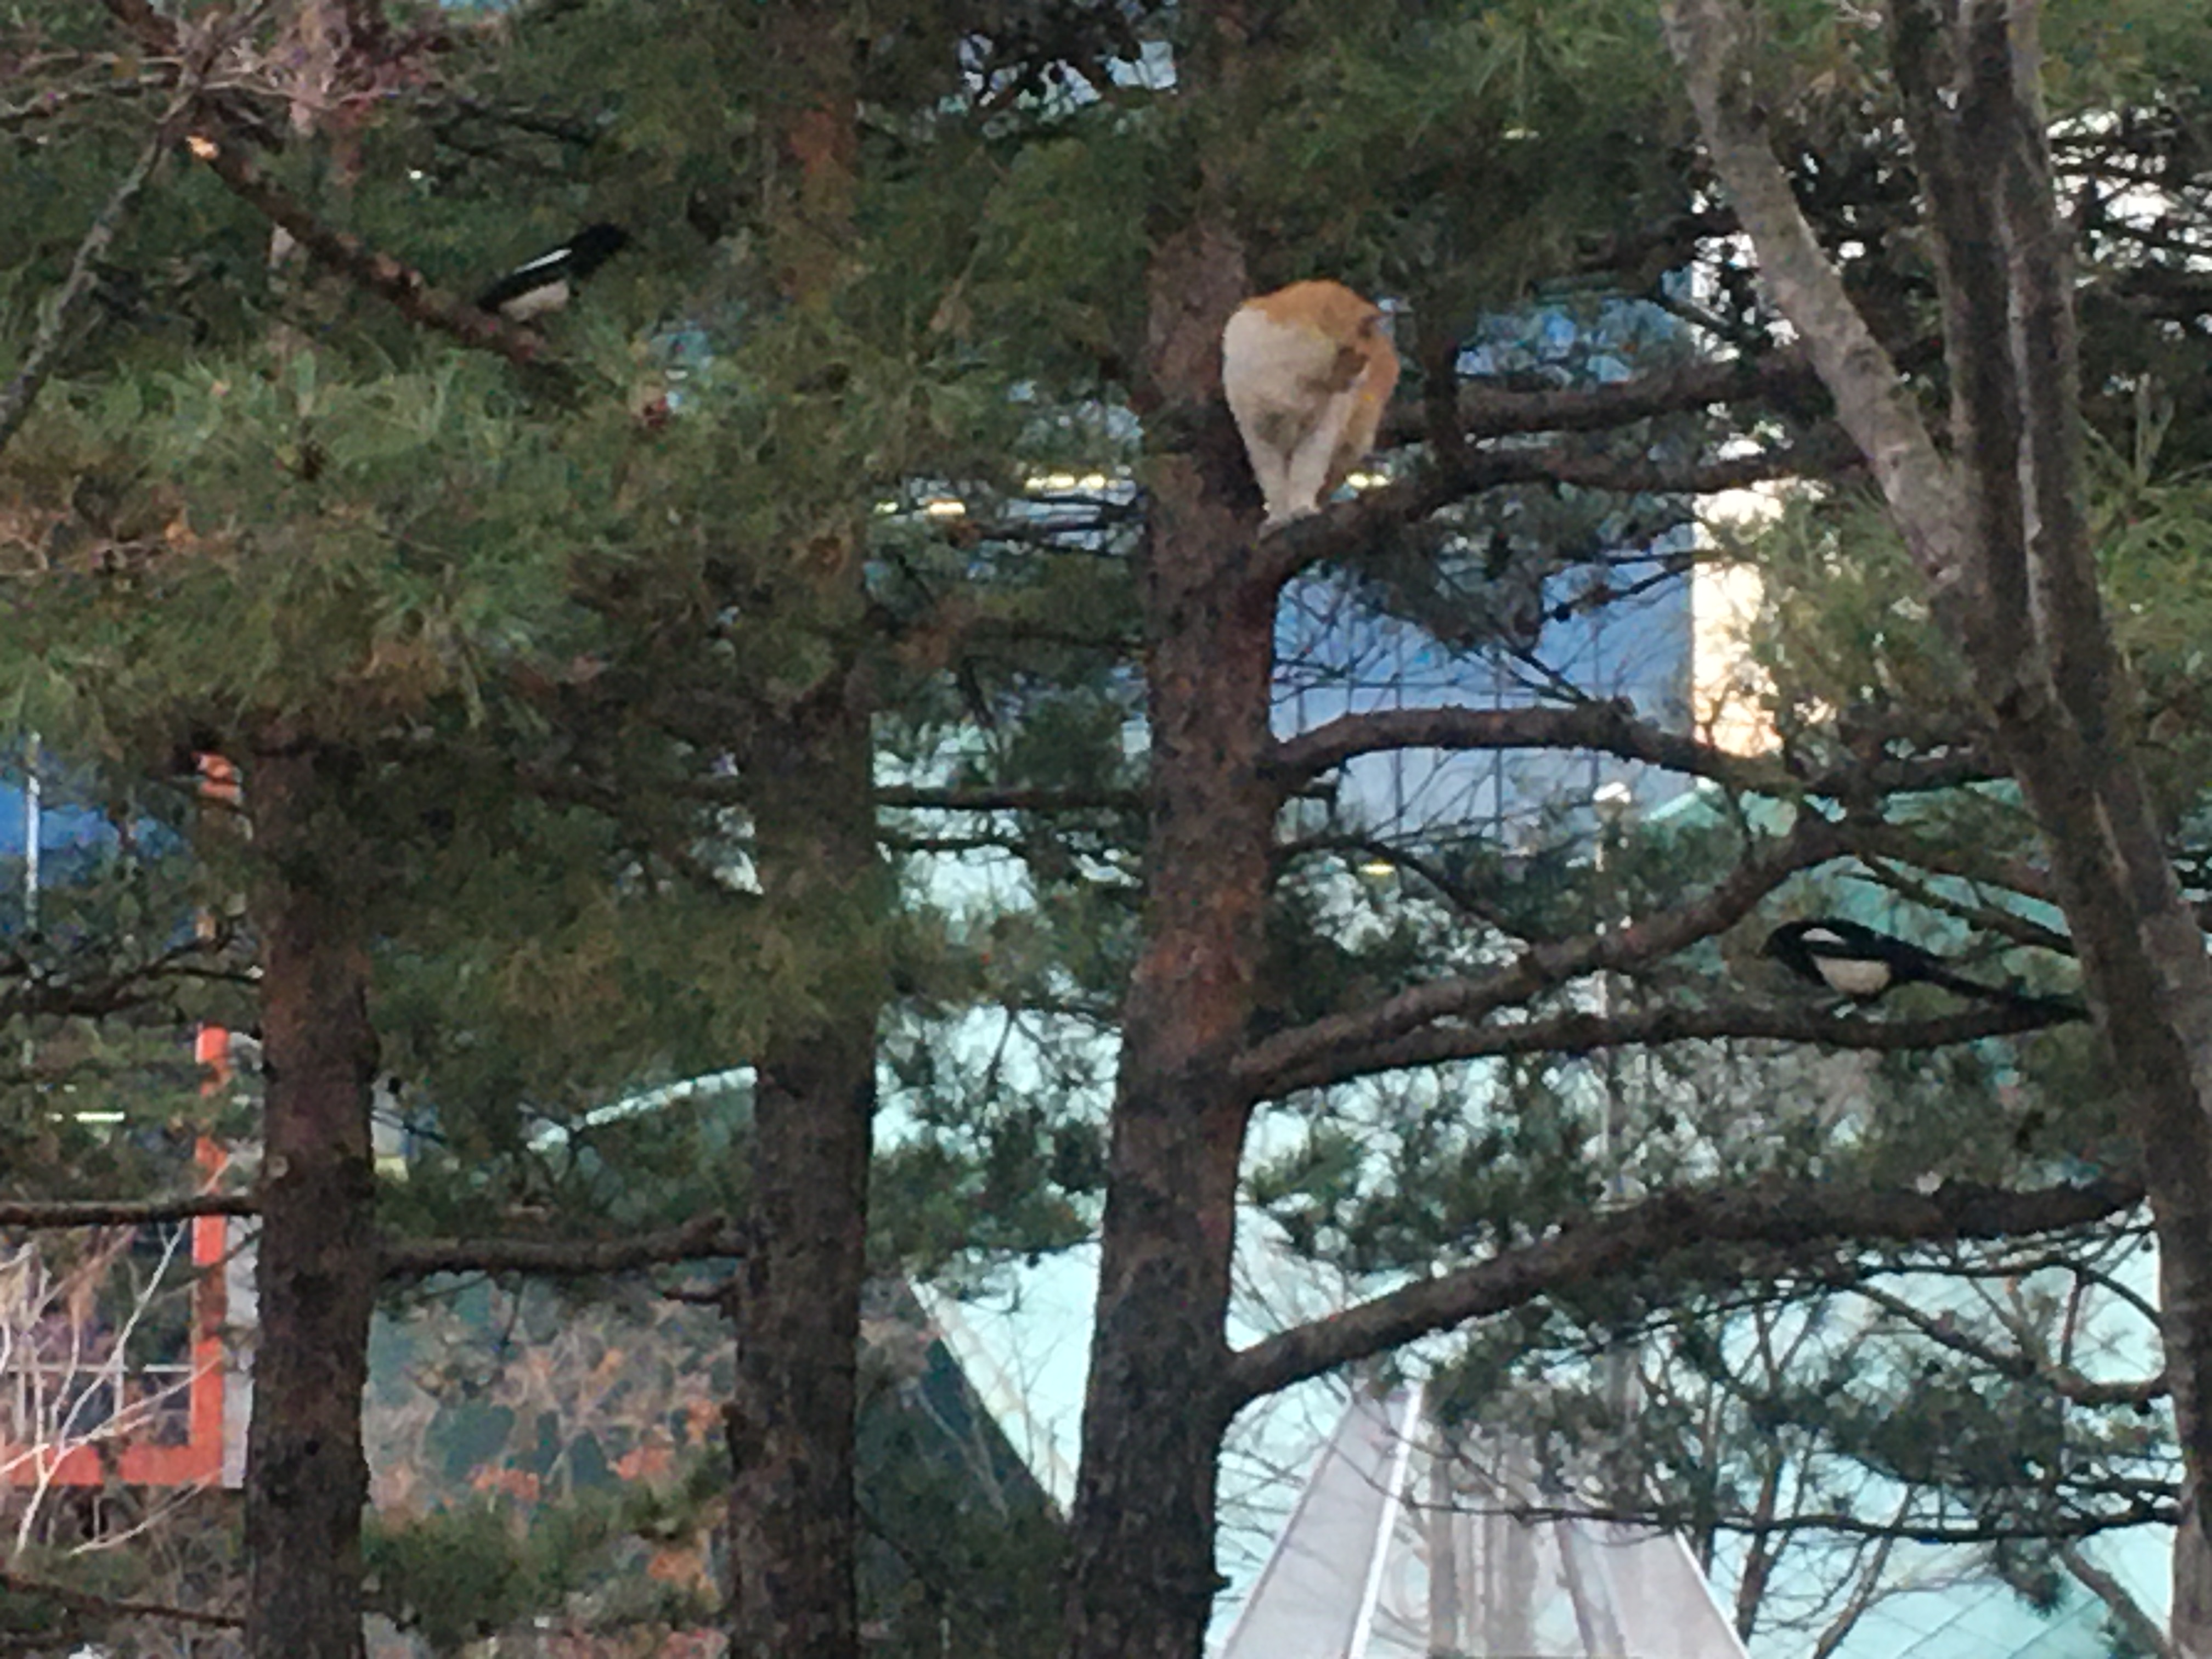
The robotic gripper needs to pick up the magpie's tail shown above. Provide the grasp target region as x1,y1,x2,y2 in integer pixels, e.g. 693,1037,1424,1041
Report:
1920,964,2083,1020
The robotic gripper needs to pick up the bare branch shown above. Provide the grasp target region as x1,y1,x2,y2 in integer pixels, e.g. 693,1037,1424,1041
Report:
415,91,605,148
1223,1176,2145,1408
1,78,134,132
1303,836,1532,938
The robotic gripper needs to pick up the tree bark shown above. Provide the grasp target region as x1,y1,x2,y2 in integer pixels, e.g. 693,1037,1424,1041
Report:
719,8,881,1656
241,742,378,1659
1064,207,1269,1658
723,697,880,1659
1664,2,2212,1647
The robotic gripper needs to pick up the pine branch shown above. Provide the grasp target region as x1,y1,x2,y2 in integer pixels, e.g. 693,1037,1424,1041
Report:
0,930,255,1023
1443,346,1825,442
0,1194,257,1227
1268,701,1998,803
0,1566,241,1631
1251,433,1852,592
1852,1283,2164,1409
1223,1175,2145,1408
1498,1494,2171,1547
1663,0,1966,595
0,81,200,460
2059,1543,2174,1659
1,78,147,132
93,0,545,368
377,1214,748,1280
1240,995,2083,1101
415,91,606,147
1,1200,762,1285
1805,1508,1908,1659
186,129,546,365
877,785,1144,814
1851,853,2078,957
1237,809,1853,1098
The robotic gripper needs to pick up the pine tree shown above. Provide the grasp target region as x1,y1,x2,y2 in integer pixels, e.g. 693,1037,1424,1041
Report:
9,0,2212,1655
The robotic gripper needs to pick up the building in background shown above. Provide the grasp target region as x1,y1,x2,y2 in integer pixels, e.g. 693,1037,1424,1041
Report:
1222,1384,1751,1659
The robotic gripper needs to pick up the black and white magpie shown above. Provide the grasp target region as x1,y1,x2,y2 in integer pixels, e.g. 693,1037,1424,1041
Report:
1762,917,2073,1014
473,222,631,323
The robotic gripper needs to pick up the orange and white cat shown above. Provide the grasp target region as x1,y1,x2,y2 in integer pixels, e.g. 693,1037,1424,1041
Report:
1220,280,1399,527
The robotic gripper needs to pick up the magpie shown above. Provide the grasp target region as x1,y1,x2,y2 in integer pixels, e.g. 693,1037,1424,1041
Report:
473,222,631,323
1762,917,2074,1015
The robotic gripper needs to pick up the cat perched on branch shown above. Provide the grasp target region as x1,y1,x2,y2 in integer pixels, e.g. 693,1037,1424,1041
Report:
1220,280,1399,527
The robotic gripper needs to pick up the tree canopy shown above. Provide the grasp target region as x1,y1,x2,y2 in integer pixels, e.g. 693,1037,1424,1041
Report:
4,0,2212,1655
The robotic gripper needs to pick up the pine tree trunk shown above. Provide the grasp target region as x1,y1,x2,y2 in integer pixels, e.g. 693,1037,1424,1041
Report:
723,699,879,1659
241,742,377,1659
720,9,879,1654
1064,216,1267,1659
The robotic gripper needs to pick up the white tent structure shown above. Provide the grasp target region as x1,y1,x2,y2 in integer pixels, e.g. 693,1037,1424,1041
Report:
1221,1383,1751,1659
